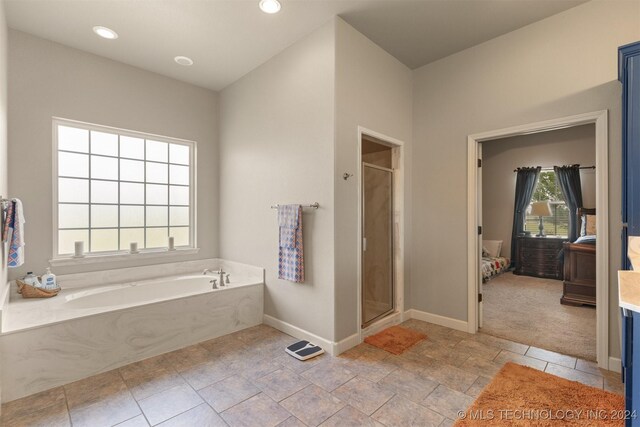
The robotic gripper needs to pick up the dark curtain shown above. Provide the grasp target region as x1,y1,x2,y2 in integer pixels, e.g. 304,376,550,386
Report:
511,167,541,261
554,164,583,242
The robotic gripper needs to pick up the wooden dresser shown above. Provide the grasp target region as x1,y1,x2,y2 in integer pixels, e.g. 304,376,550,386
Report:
513,236,567,280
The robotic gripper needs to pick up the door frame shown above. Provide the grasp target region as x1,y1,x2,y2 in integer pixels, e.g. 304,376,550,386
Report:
357,126,405,339
466,110,609,369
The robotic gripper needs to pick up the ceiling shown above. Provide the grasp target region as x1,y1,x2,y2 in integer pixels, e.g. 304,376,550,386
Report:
4,0,587,91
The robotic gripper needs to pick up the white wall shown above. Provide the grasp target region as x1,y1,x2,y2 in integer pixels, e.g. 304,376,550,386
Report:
219,22,336,341
482,124,596,253
411,0,640,359
334,18,412,341
7,30,219,280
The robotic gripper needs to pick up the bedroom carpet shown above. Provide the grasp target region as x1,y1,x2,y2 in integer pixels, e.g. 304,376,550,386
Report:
482,272,596,361
455,362,624,426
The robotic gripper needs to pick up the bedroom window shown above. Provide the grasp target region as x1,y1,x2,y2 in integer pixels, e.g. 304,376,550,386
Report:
525,170,569,237
53,118,196,258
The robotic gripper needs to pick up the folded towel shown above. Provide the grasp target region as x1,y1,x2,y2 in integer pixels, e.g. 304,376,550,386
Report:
8,199,25,268
278,204,304,283
278,204,299,249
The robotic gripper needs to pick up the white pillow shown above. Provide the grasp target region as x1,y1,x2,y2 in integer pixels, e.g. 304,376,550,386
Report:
483,240,503,258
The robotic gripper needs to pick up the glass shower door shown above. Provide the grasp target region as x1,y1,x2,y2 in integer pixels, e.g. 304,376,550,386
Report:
362,163,394,327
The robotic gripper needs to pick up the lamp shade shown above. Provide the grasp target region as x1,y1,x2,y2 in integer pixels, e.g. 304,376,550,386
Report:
530,201,552,217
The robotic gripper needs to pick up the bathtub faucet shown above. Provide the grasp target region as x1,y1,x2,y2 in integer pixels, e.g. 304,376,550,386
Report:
203,269,227,287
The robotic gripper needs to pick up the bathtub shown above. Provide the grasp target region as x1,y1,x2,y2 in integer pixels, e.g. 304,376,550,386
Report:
0,259,264,402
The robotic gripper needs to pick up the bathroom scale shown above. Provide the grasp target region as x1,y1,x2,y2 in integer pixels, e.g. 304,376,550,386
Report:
285,340,325,360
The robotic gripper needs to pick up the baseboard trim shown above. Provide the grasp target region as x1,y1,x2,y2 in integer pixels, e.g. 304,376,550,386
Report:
263,314,337,356
334,333,361,355
608,357,622,373
405,308,469,332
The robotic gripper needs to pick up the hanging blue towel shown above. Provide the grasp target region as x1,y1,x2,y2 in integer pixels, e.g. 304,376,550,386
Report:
7,199,25,268
278,205,304,283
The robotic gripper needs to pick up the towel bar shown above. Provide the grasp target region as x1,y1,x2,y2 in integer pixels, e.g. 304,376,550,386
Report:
271,202,319,210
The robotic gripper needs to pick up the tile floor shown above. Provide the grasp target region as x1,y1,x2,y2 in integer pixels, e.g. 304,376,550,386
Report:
1,319,624,427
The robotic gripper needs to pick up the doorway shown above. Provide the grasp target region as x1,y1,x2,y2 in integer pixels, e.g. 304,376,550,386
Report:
362,155,394,327
357,128,405,334
467,110,610,369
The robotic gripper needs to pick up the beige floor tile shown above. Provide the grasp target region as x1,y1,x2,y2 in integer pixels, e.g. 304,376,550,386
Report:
604,373,625,395
64,369,128,410
371,395,444,427
277,416,308,427
464,375,491,398
421,344,471,366
377,368,438,403
545,363,604,388
454,340,501,360
460,355,504,377
198,374,261,412
179,359,236,390
233,325,284,345
119,355,169,379
471,333,529,355
69,390,141,427
1,386,66,423
526,346,577,369
157,403,227,427
343,356,397,382
276,352,327,373
255,368,311,402
422,384,474,420
200,333,249,356
493,350,547,371
280,385,345,426
575,358,607,376
439,418,456,427
319,405,385,426
420,360,478,393
300,360,356,391
161,345,212,372
221,393,291,427
385,354,432,375
2,399,70,427
137,384,204,425
115,415,150,427
123,367,186,401
331,377,394,416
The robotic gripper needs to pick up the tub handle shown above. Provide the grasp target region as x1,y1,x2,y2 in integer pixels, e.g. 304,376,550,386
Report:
225,274,230,284
210,279,218,289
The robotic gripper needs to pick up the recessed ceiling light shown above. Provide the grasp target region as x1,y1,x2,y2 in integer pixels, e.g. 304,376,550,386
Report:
92,26,118,40
259,0,281,14
174,56,194,66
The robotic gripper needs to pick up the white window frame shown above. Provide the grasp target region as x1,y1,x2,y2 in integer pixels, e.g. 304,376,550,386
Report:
50,117,198,266
525,168,569,238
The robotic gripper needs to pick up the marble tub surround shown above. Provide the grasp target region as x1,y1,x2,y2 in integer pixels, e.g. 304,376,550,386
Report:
1,320,623,427
42,258,264,291
2,259,264,333
1,267,264,402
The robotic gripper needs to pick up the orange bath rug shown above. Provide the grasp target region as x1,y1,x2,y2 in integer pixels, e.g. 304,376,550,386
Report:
455,362,625,426
364,325,427,355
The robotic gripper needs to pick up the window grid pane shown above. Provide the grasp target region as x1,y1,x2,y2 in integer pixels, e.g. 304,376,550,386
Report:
56,121,193,256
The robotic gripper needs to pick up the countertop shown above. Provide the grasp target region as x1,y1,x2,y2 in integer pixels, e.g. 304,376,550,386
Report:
619,270,640,312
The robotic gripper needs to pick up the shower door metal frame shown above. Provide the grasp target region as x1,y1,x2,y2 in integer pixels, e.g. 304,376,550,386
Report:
361,162,394,328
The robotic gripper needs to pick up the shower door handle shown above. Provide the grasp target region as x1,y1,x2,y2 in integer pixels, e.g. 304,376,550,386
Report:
363,237,367,252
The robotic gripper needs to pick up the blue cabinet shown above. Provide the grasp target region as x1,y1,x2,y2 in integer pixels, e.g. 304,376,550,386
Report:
620,41,640,426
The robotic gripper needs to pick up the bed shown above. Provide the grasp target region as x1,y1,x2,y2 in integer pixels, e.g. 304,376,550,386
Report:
561,208,596,306
482,256,511,282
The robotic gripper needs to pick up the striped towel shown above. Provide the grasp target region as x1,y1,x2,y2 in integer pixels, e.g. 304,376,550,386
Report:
7,199,25,268
278,205,304,283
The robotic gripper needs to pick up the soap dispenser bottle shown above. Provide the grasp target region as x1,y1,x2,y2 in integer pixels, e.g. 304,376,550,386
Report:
41,268,57,290
23,272,42,288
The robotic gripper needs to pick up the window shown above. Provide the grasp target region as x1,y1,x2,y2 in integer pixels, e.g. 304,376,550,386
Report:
525,170,569,237
54,119,195,257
